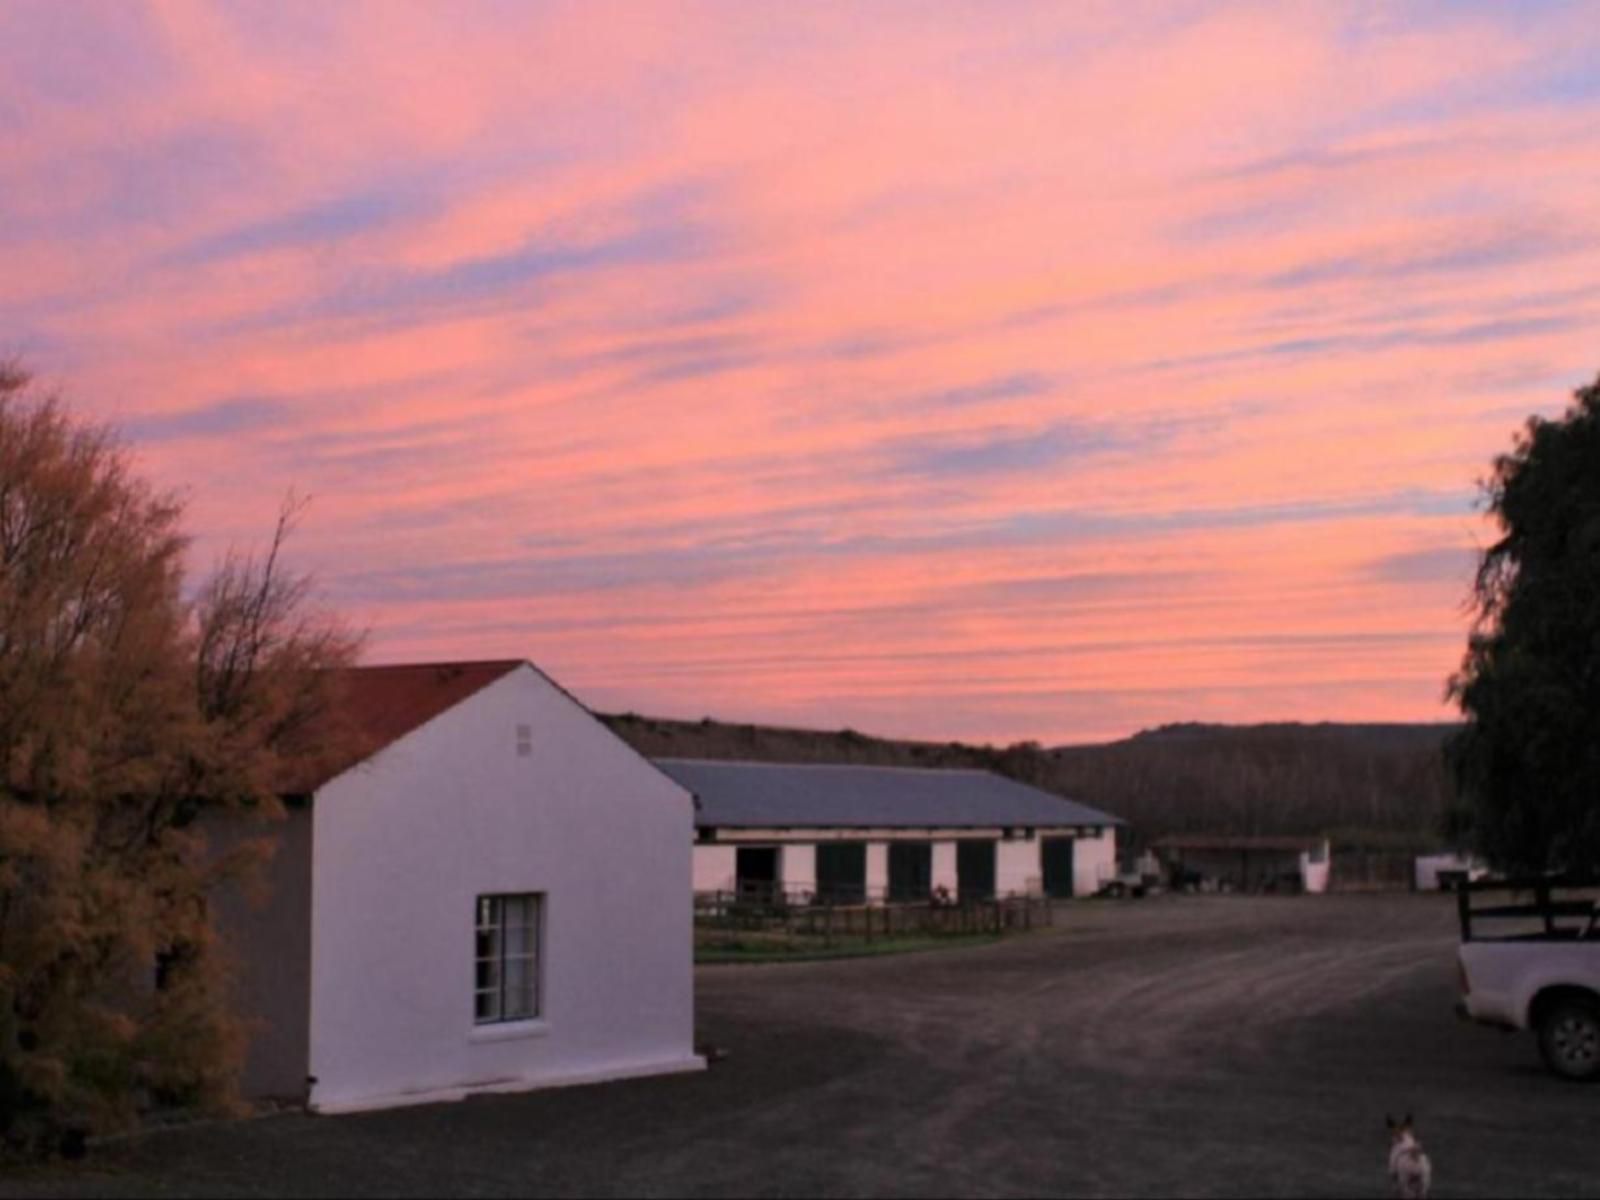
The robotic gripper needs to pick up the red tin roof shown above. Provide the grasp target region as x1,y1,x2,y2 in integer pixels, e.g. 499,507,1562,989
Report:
292,659,524,793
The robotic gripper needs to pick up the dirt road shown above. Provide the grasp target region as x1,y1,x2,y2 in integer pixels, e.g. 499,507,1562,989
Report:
5,894,1596,1198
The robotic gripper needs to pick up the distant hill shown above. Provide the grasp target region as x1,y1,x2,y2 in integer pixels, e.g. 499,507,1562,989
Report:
598,712,1460,848
1119,720,1458,747
1046,721,1459,848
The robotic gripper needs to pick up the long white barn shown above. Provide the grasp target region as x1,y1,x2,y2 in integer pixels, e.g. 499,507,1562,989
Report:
659,758,1122,902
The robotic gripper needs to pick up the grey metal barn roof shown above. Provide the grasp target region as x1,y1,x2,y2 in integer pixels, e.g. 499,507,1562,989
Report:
655,758,1122,831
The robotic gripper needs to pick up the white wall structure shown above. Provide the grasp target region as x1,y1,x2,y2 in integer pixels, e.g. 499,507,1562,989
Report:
866,842,889,896
691,826,1120,901
782,842,817,895
932,842,958,895
692,844,736,893
307,664,701,1115
996,837,1043,897
1074,832,1116,898
1300,842,1332,894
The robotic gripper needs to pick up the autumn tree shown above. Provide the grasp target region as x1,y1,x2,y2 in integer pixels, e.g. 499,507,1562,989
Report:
0,365,360,1156
1448,373,1600,875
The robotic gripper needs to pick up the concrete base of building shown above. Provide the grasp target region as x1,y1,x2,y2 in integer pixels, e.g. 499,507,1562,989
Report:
309,1054,709,1116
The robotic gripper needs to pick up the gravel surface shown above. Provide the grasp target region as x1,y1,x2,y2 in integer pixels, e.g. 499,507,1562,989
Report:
4,893,1596,1198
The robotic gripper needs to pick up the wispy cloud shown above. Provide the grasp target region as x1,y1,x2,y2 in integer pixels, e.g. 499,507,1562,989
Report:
162,182,439,266
123,395,291,442
1262,221,1588,290
899,372,1055,412
879,423,1115,481
1367,545,1478,587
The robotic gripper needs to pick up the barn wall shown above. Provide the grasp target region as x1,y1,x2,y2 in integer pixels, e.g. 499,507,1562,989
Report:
692,844,736,893
997,837,1041,896
783,843,817,894
308,665,701,1114
866,843,889,896
1073,829,1117,897
931,842,958,895
693,824,1117,901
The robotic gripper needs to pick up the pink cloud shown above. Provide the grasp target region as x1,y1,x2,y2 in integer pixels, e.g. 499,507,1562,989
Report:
2,2,1596,741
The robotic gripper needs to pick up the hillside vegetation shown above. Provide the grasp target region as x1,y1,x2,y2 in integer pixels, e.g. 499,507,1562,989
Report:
600,713,1458,848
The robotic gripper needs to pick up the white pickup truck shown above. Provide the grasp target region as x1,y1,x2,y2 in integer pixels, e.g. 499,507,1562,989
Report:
1456,877,1600,1081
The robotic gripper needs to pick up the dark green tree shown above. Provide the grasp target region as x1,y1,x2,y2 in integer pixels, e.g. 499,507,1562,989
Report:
1447,373,1600,874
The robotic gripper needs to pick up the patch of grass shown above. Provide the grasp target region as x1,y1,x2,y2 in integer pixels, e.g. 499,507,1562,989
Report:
695,930,1002,964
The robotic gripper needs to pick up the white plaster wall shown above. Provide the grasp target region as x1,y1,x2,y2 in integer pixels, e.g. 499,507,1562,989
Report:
865,843,888,899
693,844,736,893
1301,854,1330,894
1300,838,1332,894
308,665,701,1114
1073,829,1117,898
997,837,1040,896
782,843,816,895
932,842,958,895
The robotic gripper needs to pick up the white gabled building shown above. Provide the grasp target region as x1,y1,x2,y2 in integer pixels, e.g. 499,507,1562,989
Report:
221,660,702,1115
659,759,1122,902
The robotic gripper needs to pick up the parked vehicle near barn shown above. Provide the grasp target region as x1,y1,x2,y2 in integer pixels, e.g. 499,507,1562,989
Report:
1456,876,1600,1081
1095,851,1163,898
1415,851,1489,892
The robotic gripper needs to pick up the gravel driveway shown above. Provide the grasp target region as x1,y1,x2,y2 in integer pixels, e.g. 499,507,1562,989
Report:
5,894,1596,1198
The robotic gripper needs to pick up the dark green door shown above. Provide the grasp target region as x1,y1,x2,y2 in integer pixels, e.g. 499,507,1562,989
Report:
957,840,996,900
736,846,780,901
888,842,932,902
1041,836,1076,898
816,843,867,904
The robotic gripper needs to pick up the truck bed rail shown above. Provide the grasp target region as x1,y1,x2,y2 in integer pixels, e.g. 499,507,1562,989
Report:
1456,874,1600,942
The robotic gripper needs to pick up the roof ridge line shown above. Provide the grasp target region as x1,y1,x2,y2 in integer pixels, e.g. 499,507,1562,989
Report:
344,658,528,672
652,756,991,776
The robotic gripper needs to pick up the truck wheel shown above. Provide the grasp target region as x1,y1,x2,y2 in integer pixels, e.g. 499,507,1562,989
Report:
1538,998,1600,1081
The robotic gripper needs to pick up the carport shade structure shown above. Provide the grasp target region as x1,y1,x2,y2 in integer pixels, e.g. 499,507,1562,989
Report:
1149,835,1331,894
659,759,1124,902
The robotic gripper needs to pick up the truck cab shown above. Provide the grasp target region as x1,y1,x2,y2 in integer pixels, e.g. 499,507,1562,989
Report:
1456,876,1600,1081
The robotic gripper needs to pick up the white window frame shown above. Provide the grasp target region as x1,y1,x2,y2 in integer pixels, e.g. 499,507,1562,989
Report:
473,893,542,1026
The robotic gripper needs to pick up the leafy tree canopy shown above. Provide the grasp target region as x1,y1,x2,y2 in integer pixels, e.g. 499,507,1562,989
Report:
1448,373,1600,875
0,365,360,1155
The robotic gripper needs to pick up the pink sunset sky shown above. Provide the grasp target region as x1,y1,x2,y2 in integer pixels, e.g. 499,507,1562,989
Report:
4,2,1598,745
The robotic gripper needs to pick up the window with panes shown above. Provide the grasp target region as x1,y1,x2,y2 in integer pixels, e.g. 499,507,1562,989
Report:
474,894,541,1023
